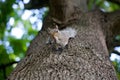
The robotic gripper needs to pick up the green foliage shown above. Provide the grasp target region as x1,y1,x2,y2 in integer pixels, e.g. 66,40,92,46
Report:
88,0,120,12
116,35,120,40
112,60,120,80
0,0,15,38
0,0,120,80
0,45,9,64
0,0,39,80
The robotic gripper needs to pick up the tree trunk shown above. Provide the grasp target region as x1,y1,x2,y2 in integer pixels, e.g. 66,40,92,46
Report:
8,0,119,80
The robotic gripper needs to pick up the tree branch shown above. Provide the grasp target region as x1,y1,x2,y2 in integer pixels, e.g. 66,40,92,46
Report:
0,61,19,79
49,0,88,24
24,0,120,9
24,0,49,9
112,50,120,56
107,0,120,5
0,61,19,69
103,10,120,52
112,40,120,47
106,10,120,37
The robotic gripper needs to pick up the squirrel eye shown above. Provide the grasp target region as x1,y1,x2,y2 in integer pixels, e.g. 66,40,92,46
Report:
55,30,58,32
58,38,61,41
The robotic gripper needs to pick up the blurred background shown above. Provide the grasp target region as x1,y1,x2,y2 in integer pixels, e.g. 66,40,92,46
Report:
0,0,120,80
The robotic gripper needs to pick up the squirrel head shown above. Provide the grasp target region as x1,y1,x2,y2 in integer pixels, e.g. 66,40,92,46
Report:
48,25,60,36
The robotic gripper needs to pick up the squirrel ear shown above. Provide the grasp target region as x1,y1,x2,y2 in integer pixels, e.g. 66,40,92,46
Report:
48,28,51,31
47,28,52,33
55,25,58,29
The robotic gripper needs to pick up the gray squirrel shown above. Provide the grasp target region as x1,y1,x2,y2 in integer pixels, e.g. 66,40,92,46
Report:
47,25,77,51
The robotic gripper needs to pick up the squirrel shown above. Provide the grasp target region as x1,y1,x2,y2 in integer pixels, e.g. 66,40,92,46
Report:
47,25,77,51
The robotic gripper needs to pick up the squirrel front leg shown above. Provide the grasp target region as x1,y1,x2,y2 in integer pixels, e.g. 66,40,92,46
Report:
46,36,54,44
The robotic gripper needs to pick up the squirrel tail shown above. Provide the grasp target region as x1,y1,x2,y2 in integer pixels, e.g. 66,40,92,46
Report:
62,27,77,38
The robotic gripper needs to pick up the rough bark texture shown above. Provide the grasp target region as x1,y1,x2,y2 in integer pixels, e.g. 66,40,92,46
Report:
8,0,120,80
102,10,120,52
24,0,120,9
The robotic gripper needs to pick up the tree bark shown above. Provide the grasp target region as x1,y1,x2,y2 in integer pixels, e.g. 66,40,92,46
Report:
8,0,119,80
